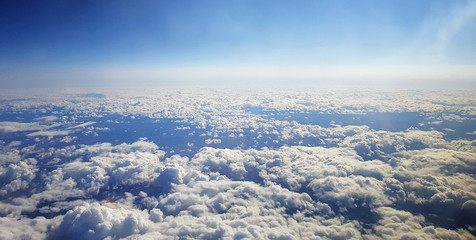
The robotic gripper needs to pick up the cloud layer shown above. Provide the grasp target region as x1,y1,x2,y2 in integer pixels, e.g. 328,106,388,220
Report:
0,89,475,239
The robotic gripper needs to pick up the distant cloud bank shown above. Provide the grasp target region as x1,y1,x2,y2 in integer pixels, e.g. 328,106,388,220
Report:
2,64,476,89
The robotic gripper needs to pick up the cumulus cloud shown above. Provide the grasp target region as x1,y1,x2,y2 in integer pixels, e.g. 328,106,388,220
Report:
0,216,56,240
0,158,37,196
0,89,475,239
0,142,38,197
137,179,362,240
48,202,151,240
36,140,167,203
366,207,475,240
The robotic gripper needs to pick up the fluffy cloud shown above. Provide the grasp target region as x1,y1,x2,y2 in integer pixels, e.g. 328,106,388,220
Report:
0,158,37,196
366,207,475,240
191,146,396,210
138,180,362,240
48,202,151,240
38,140,167,202
0,216,56,240
0,142,38,197
0,89,475,239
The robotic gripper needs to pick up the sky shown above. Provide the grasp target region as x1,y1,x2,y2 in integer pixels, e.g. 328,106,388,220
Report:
1,0,476,88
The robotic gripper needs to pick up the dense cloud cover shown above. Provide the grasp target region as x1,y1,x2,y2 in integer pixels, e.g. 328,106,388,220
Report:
0,88,475,239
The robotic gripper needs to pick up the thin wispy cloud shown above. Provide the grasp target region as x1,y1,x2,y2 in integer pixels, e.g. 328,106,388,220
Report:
412,0,476,62
435,0,476,57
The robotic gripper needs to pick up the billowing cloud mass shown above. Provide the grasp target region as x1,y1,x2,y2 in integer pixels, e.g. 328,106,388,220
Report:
0,88,475,239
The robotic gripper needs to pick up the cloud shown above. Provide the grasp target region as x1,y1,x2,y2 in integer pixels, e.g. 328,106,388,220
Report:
0,216,55,240
142,179,361,240
412,0,476,62
67,121,95,129
48,202,151,240
0,122,45,133
366,207,475,239
0,158,37,196
307,175,391,209
204,138,222,145
27,130,71,137
0,142,38,197
35,116,58,122
434,0,476,55
0,88,475,239
35,140,167,202
0,121,71,139
391,148,476,226
338,129,448,161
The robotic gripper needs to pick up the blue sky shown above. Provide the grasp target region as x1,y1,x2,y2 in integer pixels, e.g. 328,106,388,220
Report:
1,0,476,88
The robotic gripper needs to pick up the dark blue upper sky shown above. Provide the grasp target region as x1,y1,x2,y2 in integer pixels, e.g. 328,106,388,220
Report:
1,0,476,88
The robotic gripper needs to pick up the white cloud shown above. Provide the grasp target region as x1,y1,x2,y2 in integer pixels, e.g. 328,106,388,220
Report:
49,202,151,240
0,88,475,239
35,116,58,122
204,138,222,145
0,158,37,197
366,207,475,239
0,122,45,133
35,140,167,203
0,216,57,240
27,130,71,137
67,121,95,129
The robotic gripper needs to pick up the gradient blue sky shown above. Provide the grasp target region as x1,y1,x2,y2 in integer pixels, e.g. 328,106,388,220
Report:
1,0,476,88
